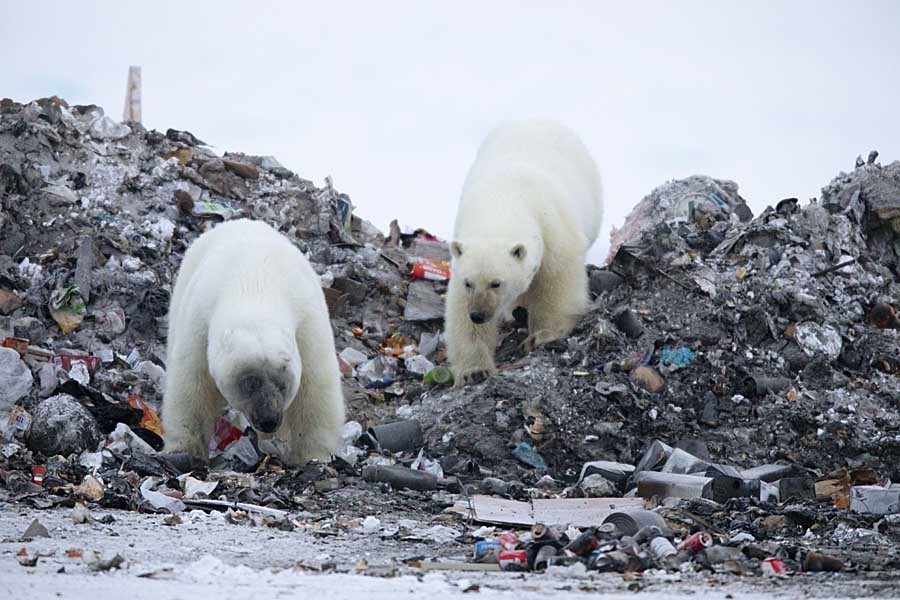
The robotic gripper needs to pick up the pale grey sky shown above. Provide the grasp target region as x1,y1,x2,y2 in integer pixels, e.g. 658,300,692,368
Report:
3,1,899,262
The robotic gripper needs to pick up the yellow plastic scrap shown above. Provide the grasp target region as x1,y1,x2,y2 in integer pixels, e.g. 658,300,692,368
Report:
49,287,87,334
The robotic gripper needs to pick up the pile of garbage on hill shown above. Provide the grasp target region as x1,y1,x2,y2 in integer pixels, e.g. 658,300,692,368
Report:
2,96,900,579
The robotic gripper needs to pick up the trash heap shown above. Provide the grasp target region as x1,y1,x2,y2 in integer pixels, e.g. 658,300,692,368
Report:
3,96,900,580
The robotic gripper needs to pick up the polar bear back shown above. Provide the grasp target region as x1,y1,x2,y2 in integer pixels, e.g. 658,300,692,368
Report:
456,120,603,245
168,219,321,334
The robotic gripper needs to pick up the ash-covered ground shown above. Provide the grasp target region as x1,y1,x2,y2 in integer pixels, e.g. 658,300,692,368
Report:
2,97,900,597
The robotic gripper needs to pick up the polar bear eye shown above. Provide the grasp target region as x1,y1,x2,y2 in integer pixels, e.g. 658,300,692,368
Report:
490,281,501,289
464,280,473,289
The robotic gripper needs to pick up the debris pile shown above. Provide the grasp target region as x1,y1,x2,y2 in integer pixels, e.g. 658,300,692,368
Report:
2,96,900,582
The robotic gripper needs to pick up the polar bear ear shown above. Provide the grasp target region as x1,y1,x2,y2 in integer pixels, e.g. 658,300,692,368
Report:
510,243,526,261
450,241,464,258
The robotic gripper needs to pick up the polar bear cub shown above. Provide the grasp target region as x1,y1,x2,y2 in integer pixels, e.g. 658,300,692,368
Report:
445,120,603,385
162,219,345,465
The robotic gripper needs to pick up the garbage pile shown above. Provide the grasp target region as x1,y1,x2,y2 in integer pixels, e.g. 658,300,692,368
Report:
3,96,900,581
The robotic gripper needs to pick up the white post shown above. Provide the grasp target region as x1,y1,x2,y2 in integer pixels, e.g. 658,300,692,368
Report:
123,66,142,123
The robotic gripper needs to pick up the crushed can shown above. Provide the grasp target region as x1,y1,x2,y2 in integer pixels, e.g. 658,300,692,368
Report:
31,465,46,486
762,557,787,575
410,258,451,282
499,549,528,571
1,337,29,358
53,354,102,373
677,531,713,554
498,531,519,550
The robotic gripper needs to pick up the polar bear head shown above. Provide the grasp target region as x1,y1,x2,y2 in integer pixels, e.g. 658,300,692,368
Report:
207,325,302,434
450,237,542,324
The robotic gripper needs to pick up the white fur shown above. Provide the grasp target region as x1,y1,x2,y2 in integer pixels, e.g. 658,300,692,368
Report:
445,120,603,384
162,219,345,464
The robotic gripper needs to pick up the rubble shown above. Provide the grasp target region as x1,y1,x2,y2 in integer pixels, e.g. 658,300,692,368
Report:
2,96,900,590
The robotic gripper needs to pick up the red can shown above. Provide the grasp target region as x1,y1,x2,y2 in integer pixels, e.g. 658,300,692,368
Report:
499,531,519,550
410,259,450,282
1,337,29,358
762,557,787,575
498,549,527,570
677,531,713,554
31,466,46,486
53,354,102,373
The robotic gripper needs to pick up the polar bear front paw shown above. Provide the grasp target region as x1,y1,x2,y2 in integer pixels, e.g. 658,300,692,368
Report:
524,328,566,352
454,367,495,387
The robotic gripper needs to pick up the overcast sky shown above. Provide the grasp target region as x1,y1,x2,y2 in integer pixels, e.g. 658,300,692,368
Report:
3,1,899,262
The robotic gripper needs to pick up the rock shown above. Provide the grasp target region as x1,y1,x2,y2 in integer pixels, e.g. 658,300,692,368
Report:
223,159,260,180
795,322,842,361
702,545,745,565
37,362,58,397
580,473,618,497
0,288,22,315
23,519,50,539
166,128,206,146
27,394,101,457
333,277,368,304
89,116,131,140
43,184,78,205
404,280,444,321
590,270,624,294
758,514,787,536
0,347,33,410
13,317,45,341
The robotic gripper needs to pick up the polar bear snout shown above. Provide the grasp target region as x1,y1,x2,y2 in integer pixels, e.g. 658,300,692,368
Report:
469,311,487,324
235,369,290,434
252,410,283,434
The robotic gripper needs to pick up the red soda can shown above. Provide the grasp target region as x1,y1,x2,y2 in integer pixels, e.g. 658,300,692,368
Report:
499,531,519,550
677,531,712,554
762,557,787,575
498,549,527,571
31,466,46,485
410,259,450,282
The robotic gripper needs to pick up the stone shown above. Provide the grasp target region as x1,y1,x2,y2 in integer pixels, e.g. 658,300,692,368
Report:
0,288,22,315
27,394,101,457
580,473,618,497
23,519,50,539
332,277,367,304
404,280,444,321
89,116,131,140
590,270,625,294
43,184,78,205
223,159,260,180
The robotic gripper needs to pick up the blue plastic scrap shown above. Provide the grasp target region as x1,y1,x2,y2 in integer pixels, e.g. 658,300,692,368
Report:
512,442,548,471
658,347,697,369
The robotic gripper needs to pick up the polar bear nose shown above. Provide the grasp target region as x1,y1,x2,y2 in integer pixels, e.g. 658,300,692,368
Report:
255,413,282,434
469,311,486,324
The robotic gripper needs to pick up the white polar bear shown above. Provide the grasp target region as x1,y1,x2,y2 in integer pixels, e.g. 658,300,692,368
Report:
161,219,345,465
445,120,603,385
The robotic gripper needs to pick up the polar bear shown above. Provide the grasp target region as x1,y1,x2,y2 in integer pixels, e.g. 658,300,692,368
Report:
161,219,345,465
445,120,603,385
